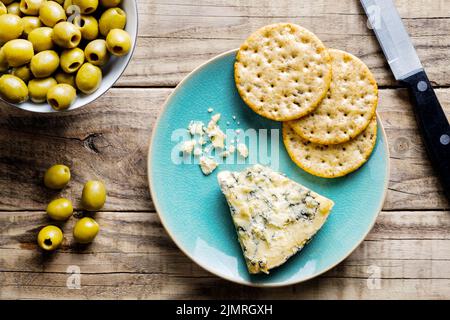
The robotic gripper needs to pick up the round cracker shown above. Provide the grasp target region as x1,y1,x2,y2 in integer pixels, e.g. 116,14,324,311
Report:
234,23,332,121
287,49,378,144
283,117,377,178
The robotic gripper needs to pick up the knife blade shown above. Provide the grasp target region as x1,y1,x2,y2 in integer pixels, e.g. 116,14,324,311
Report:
361,0,450,200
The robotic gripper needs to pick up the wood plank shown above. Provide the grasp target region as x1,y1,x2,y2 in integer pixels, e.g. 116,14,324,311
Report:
115,0,450,87
0,88,449,211
0,210,449,299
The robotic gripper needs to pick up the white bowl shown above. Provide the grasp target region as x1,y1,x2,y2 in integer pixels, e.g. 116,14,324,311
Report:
1,0,138,113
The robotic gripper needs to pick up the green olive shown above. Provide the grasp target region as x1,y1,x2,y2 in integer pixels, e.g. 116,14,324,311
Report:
0,2,7,15
6,2,22,16
46,198,73,221
63,0,71,11
30,50,59,78
100,0,120,8
99,7,125,36
84,39,109,66
60,47,84,73
52,21,81,48
11,64,32,82
47,83,76,110
73,217,99,244
37,225,63,251
22,16,41,36
53,0,64,4
106,28,131,57
44,164,71,189
75,62,101,94
28,26,53,52
74,14,98,40
28,77,57,102
39,1,66,27
0,14,23,43
0,74,28,103
54,70,75,87
19,0,46,16
2,39,34,67
72,0,98,14
0,47,8,72
81,180,106,211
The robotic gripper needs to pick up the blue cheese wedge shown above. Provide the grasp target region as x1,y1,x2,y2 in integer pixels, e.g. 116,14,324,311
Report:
217,164,334,274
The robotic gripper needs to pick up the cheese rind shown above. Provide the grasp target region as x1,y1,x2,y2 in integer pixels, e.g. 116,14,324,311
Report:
217,164,334,274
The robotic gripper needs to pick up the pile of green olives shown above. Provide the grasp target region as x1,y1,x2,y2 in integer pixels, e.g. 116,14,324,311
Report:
37,163,107,251
0,0,132,110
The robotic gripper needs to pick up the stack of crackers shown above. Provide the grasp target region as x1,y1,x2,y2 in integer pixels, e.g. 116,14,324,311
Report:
234,23,378,178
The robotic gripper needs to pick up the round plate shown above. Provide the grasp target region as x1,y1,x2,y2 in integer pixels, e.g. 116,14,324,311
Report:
148,49,390,287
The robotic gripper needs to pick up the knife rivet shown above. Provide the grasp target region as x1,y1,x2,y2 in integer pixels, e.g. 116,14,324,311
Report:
417,81,428,92
440,134,450,146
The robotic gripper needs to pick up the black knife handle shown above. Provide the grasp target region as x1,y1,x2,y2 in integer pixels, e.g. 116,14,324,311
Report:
400,70,450,200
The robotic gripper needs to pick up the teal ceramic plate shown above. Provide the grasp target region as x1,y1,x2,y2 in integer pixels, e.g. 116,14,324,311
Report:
148,49,390,287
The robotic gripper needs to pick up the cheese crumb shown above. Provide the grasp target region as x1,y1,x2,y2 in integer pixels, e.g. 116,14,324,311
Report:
199,156,218,175
207,113,226,149
181,140,196,154
237,143,249,158
188,121,204,136
193,147,203,156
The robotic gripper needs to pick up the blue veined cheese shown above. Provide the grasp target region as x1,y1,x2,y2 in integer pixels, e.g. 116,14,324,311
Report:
217,164,334,274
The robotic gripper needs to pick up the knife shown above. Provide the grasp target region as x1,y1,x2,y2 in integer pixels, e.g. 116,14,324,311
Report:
361,0,450,200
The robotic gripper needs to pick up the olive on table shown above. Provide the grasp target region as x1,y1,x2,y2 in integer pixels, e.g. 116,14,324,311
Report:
100,0,121,8
106,28,131,57
11,64,32,82
19,0,46,16
28,77,57,102
30,50,59,78
75,62,101,94
73,217,99,244
72,0,98,14
85,39,109,66
47,83,76,110
99,7,126,36
44,164,71,189
37,225,63,251
60,47,84,73
81,180,106,211
21,16,42,36
39,1,66,27
52,21,81,48
55,70,75,87
0,2,7,15
0,74,29,103
28,26,53,52
0,14,24,43
0,48,8,72
74,15,98,41
46,198,73,221
6,2,22,16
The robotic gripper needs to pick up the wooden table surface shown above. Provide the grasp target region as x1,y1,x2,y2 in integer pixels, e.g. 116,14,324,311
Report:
1,0,450,300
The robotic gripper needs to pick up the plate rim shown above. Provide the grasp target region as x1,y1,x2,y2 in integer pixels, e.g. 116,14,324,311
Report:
147,49,391,287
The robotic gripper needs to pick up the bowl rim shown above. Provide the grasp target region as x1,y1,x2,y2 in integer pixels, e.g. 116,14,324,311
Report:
147,48,391,287
0,0,139,114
